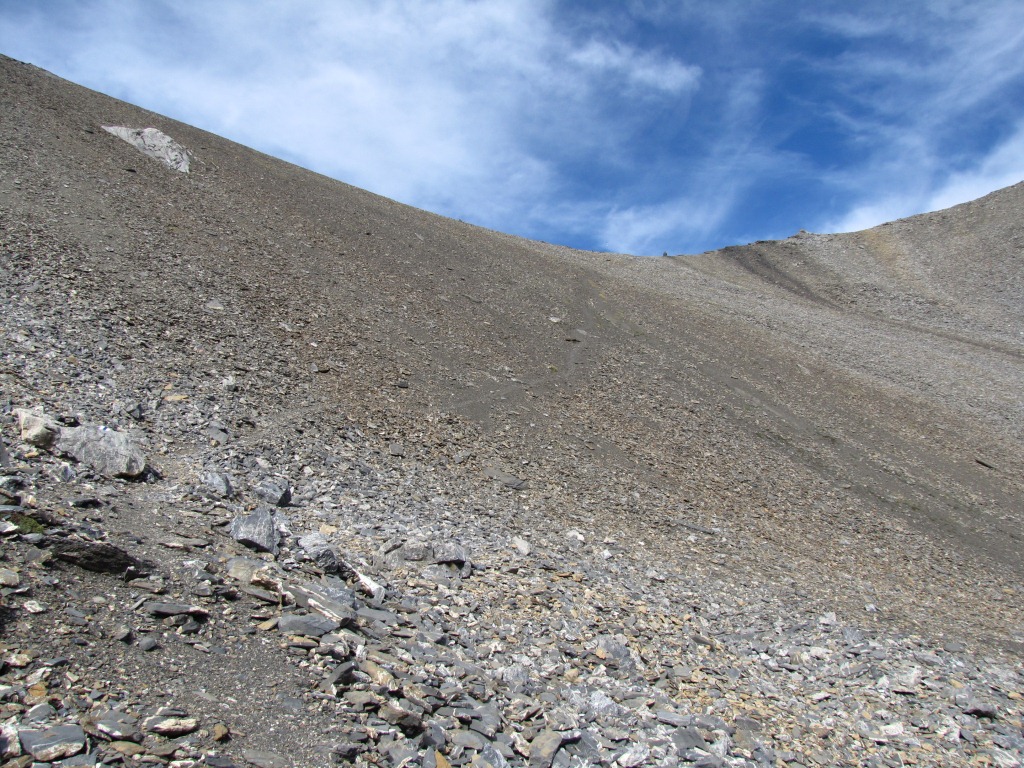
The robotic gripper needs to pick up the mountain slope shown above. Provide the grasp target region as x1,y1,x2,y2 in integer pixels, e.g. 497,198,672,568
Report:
2,50,1022,639
1,55,1022,767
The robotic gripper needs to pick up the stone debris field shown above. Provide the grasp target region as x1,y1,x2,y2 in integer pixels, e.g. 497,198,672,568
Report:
0,55,1022,768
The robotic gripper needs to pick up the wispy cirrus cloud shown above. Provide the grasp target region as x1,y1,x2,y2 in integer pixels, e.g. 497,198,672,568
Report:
568,40,701,95
826,120,1024,233
0,0,700,249
805,1,1024,232
1,1,1023,253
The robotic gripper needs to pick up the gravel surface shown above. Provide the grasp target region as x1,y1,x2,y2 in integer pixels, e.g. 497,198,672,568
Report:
0,55,1021,768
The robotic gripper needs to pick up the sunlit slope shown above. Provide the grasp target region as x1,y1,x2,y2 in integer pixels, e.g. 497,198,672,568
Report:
2,53,1021,649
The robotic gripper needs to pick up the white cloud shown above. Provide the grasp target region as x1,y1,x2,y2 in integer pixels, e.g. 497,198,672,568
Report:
2,1,1023,253
826,120,1024,233
804,1,1024,234
569,40,701,94
0,0,704,243
600,194,734,255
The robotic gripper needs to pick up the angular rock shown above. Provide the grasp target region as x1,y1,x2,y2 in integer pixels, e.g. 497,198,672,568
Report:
95,710,141,741
141,601,209,618
230,506,279,554
672,726,707,752
0,721,19,759
225,556,280,586
254,479,291,507
588,690,623,719
379,701,423,732
25,703,55,722
656,710,689,728
963,699,999,719
432,541,470,567
19,725,87,762
240,749,289,768
60,754,98,767
511,537,532,556
617,745,650,767
277,612,340,638
473,744,509,768
55,425,146,478
141,715,198,736
111,741,146,757
201,471,234,498
102,125,190,172
421,723,447,750
529,730,566,768
453,729,488,750
14,409,60,449
483,467,528,490
297,532,352,576
284,579,357,625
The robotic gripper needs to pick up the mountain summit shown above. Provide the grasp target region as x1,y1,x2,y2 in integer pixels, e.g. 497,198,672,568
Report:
1,55,1021,767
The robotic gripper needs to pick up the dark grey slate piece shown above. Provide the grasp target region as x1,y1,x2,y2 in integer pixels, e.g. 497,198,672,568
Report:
483,467,528,490
672,726,708,752
284,580,357,625
230,506,279,554
278,612,341,637
254,478,291,507
141,601,208,618
241,749,289,768
19,724,87,762
202,471,234,498
95,709,141,741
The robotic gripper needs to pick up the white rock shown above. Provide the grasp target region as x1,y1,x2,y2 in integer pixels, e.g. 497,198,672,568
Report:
511,536,532,556
14,408,60,448
103,126,190,172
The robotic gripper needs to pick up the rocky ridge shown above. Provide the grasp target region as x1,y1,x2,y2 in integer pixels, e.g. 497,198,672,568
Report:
0,55,1022,768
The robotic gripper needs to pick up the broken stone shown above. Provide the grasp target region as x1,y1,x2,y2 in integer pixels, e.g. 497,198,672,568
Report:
963,699,999,719
95,710,141,741
284,579,357,625
55,425,147,478
297,532,351,576
141,601,209,618
230,506,279,554
102,125,190,172
141,715,198,736
201,472,234,498
529,730,570,768
277,612,340,638
511,537,531,556
14,409,60,449
253,479,291,507
19,725,87,762
483,467,528,490
241,750,289,768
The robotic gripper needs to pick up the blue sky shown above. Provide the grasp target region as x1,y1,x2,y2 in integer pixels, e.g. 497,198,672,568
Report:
2,1,1024,255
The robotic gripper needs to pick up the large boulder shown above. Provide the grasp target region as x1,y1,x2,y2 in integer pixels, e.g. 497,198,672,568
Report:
54,425,147,478
102,126,190,172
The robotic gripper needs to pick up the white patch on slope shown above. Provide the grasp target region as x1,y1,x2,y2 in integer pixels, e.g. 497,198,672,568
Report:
103,126,190,172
